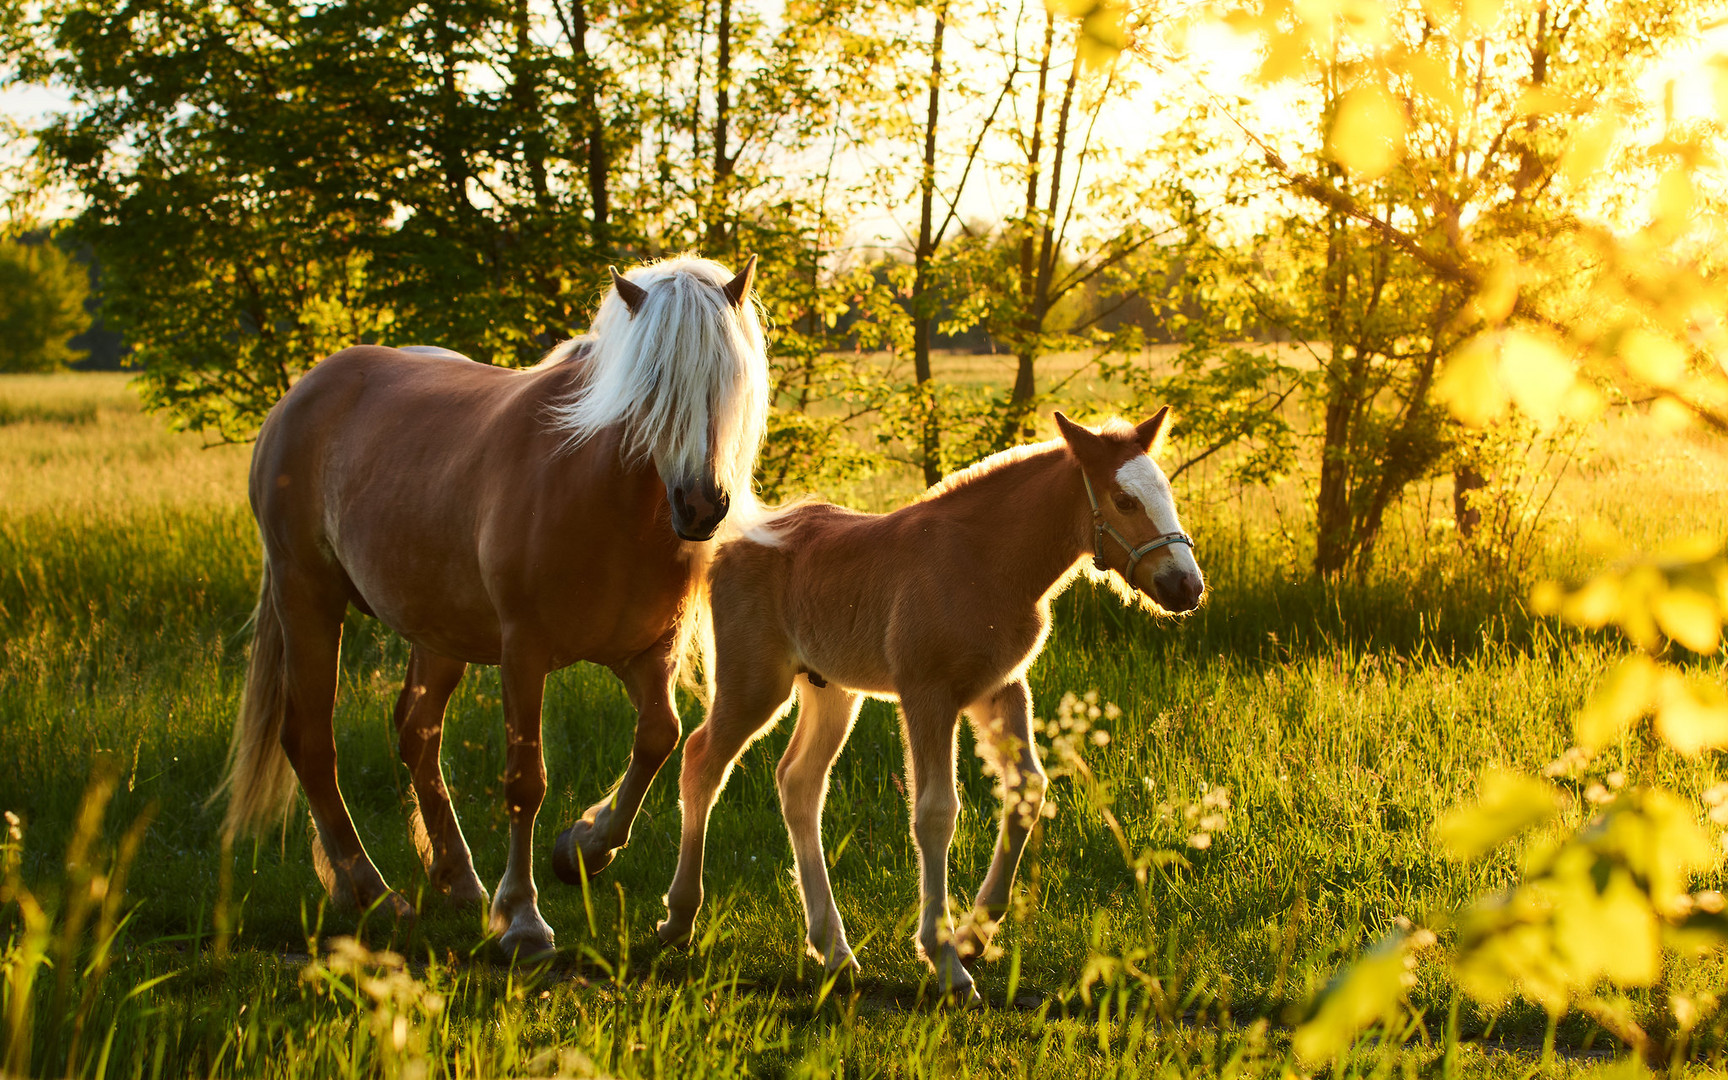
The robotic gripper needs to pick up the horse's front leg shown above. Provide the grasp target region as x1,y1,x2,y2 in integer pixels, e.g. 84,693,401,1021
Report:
490,648,556,957
552,633,682,883
954,679,1045,963
393,647,488,909
901,689,976,1003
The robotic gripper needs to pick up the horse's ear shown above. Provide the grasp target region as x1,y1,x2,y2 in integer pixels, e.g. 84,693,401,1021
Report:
610,266,648,316
1134,405,1171,454
722,254,758,309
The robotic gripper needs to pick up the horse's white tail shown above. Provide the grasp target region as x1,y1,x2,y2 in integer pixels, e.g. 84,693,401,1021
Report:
214,564,300,839
674,546,718,709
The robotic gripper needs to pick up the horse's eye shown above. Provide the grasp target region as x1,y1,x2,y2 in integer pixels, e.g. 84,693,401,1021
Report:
1112,492,1139,514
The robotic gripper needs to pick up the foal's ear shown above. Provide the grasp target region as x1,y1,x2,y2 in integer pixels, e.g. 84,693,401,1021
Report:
1134,405,1172,454
1055,411,1102,458
610,266,648,316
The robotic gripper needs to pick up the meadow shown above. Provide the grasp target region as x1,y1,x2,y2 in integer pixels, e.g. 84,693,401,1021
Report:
4,370,1728,1078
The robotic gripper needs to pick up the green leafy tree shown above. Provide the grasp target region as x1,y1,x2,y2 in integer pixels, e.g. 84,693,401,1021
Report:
0,236,90,373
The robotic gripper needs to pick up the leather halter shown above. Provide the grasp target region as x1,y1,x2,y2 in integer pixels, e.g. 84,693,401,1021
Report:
1081,471,1194,586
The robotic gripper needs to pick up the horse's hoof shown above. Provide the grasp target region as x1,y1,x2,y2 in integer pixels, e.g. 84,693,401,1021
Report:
434,872,489,910
552,825,614,884
656,916,694,948
367,890,417,922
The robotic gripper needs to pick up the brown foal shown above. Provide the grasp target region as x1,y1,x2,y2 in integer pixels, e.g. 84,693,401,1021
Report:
657,408,1205,1000
218,256,768,956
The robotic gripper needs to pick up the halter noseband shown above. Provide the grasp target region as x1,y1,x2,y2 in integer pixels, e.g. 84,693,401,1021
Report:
1081,472,1194,587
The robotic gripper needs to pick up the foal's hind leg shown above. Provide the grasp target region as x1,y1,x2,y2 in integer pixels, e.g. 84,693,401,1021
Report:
776,680,864,973
953,679,1045,963
900,687,975,1001
275,573,410,919
552,631,682,882
656,657,797,947
393,648,487,908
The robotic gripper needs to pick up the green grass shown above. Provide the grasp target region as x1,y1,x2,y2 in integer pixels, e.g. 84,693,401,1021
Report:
4,371,1728,1077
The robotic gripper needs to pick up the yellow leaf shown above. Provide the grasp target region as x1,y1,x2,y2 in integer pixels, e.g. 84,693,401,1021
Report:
1404,54,1464,120
1620,328,1688,388
1434,336,1508,427
1651,396,1695,433
1653,587,1721,654
1656,674,1728,755
1292,937,1413,1063
1498,330,1576,428
1440,771,1561,860
1575,656,1661,749
1560,381,1606,423
1468,262,1518,325
1553,865,1660,987
1329,84,1408,180
1653,168,1696,234
1516,86,1571,117
1459,0,1505,33
1077,3,1129,69
1529,580,1563,615
1559,575,1620,627
1338,0,1390,44
1558,116,1621,189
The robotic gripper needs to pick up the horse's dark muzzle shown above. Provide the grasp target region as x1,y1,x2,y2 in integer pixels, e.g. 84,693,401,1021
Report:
669,478,730,542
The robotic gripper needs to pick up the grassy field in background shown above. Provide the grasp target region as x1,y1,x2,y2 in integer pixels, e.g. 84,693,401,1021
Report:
4,370,1728,1077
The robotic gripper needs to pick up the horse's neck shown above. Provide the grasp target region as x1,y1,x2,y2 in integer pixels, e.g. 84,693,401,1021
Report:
935,448,1090,598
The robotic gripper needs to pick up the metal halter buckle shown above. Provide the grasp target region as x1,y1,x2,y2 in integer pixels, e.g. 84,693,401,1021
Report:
1080,472,1194,587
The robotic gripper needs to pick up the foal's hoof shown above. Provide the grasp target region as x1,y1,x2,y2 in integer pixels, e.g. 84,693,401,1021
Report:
552,825,615,884
498,925,557,961
932,953,980,1008
655,915,695,948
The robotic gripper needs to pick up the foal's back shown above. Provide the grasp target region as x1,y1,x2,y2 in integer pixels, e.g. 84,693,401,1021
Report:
713,451,1069,703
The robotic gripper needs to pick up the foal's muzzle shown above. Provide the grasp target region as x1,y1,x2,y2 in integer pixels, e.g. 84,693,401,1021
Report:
668,476,730,542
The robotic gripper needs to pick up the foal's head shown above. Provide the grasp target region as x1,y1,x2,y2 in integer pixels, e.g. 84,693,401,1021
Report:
1056,407,1205,614
554,255,770,542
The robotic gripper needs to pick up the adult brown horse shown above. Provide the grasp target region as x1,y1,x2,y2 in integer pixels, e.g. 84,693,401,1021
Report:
218,255,768,956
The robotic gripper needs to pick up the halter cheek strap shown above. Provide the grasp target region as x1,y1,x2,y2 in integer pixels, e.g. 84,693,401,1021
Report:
1081,472,1194,588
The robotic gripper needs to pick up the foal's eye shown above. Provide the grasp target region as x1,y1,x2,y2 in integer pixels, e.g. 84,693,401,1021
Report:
1112,492,1140,514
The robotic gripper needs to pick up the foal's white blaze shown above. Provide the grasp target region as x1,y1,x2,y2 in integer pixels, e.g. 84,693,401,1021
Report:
1114,453,1202,583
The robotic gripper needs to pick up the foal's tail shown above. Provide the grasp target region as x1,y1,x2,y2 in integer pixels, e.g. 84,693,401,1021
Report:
213,564,300,840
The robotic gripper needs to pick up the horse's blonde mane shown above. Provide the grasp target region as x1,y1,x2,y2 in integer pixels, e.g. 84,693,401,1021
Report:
543,255,770,504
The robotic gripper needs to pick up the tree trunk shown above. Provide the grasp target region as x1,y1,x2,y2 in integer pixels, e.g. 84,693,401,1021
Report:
1454,464,1486,537
912,7,946,486
563,0,609,256
703,0,734,254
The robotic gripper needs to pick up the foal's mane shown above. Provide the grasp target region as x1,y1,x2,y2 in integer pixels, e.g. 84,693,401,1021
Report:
542,255,770,501
916,439,1068,503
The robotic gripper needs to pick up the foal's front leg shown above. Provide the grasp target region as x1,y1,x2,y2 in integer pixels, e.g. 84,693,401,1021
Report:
490,648,556,956
776,680,864,973
901,690,976,1002
552,633,682,882
954,679,1045,962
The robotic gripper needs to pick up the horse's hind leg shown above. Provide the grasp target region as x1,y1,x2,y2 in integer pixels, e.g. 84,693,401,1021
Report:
954,679,1045,963
393,647,487,908
552,631,682,882
489,647,556,957
275,573,409,918
775,679,863,973
656,656,797,947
